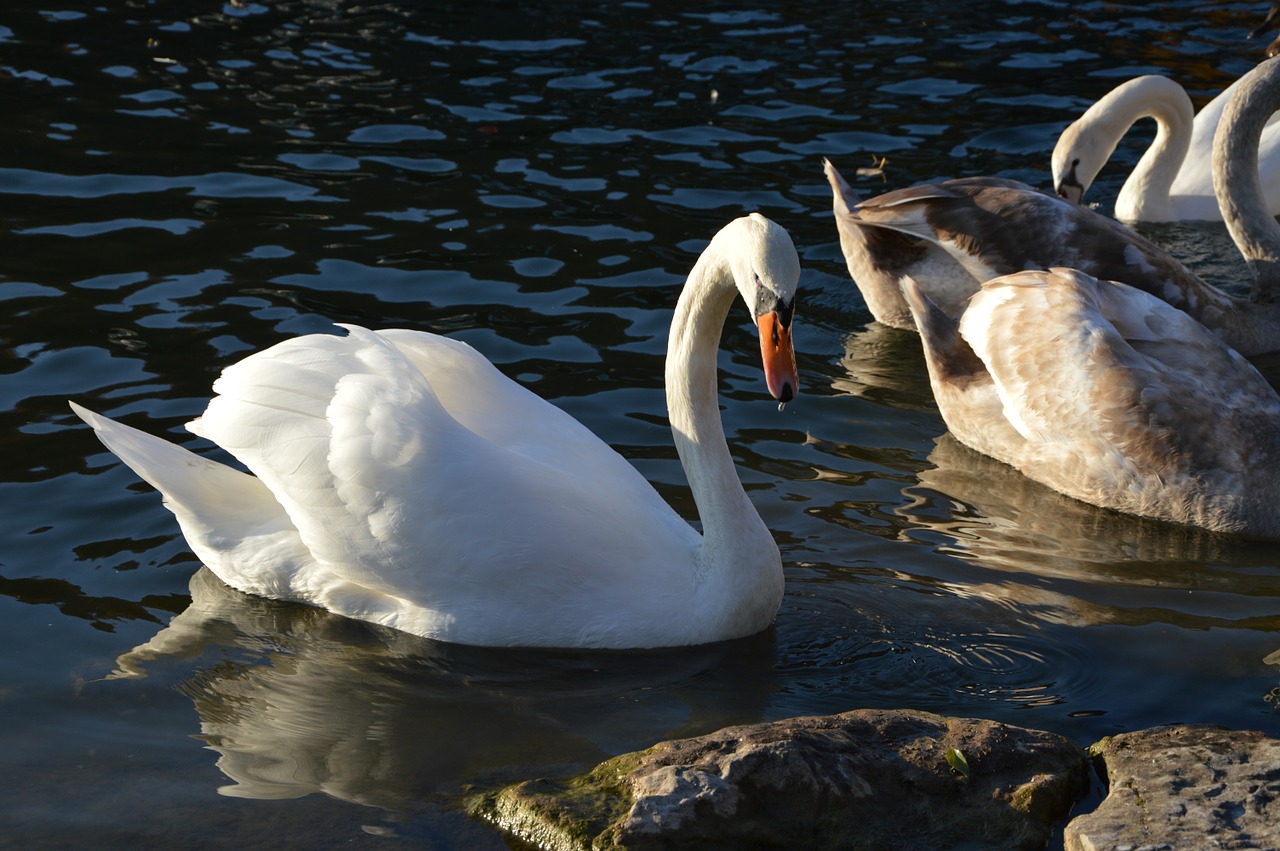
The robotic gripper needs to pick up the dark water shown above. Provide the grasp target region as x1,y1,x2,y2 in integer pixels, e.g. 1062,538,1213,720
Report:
3,1,1279,847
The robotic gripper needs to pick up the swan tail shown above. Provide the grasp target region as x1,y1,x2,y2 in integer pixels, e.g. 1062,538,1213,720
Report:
901,279,985,383
823,157,864,214
825,156,957,243
71,402,260,504
70,402,307,588
844,186,960,244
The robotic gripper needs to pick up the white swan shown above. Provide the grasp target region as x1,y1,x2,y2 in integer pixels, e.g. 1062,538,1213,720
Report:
1051,73,1280,221
904,265,1280,536
824,58,1280,356
72,213,801,649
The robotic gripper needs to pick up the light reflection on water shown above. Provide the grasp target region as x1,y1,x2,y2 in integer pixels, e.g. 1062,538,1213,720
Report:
2,1,1279,847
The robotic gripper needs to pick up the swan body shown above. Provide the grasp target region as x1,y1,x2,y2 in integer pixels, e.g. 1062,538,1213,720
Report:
1051,73,1280,221
73,214,801,649
824,67,1280,356
904,267,1280,536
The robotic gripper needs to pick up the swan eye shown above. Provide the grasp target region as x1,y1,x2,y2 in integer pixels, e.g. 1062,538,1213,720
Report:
752,276,795,328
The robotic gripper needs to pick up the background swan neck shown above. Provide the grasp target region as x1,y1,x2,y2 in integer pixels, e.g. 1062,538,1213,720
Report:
1112,77,1194,219
1215,57,1280,301
666,241,770,566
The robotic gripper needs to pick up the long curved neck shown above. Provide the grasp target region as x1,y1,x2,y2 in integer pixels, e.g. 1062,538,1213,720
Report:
1215,57,1280,302
665,239,771,569
1110,77,1194,220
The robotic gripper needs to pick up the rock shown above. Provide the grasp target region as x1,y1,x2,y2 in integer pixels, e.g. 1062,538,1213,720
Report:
473,708,1088,851
1064,724,1280,851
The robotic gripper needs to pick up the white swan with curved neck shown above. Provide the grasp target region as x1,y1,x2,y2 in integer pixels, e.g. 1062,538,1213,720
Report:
1051,73,1280,222
72,214,800,649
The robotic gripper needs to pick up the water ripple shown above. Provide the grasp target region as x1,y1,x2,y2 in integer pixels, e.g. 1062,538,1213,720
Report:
0,168,339,201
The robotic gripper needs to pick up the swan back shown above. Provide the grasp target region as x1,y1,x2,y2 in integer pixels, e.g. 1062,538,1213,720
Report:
187,325,713,642
907,268,1280,535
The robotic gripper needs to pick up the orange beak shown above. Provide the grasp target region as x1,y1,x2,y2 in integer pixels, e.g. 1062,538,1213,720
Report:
756,310,798,404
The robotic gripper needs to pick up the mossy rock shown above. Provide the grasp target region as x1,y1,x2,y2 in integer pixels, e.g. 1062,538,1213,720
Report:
474,708,1089,850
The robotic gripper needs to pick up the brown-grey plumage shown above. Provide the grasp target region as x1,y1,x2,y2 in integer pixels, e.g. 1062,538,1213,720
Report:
824,105,1280,355
905,267,1280,537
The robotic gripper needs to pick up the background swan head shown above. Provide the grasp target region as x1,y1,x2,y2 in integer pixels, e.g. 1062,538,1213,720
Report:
1050,75,1191,213
1051,92,1125,203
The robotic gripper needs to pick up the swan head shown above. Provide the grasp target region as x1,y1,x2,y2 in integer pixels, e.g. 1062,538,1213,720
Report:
722,213,801,404
1050,77,1155,205
1052,75,1192,209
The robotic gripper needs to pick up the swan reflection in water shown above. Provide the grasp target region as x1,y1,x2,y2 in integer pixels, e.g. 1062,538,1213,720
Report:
110,568,776,811
828,321,934,413
905,433,1280,619
826,325,1280,632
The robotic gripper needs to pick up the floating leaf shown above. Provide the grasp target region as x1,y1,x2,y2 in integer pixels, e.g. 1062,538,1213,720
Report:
855,155,889,183
945,747,970,779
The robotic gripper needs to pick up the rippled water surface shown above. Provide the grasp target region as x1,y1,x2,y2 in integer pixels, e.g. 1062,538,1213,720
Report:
4,1,1280,847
